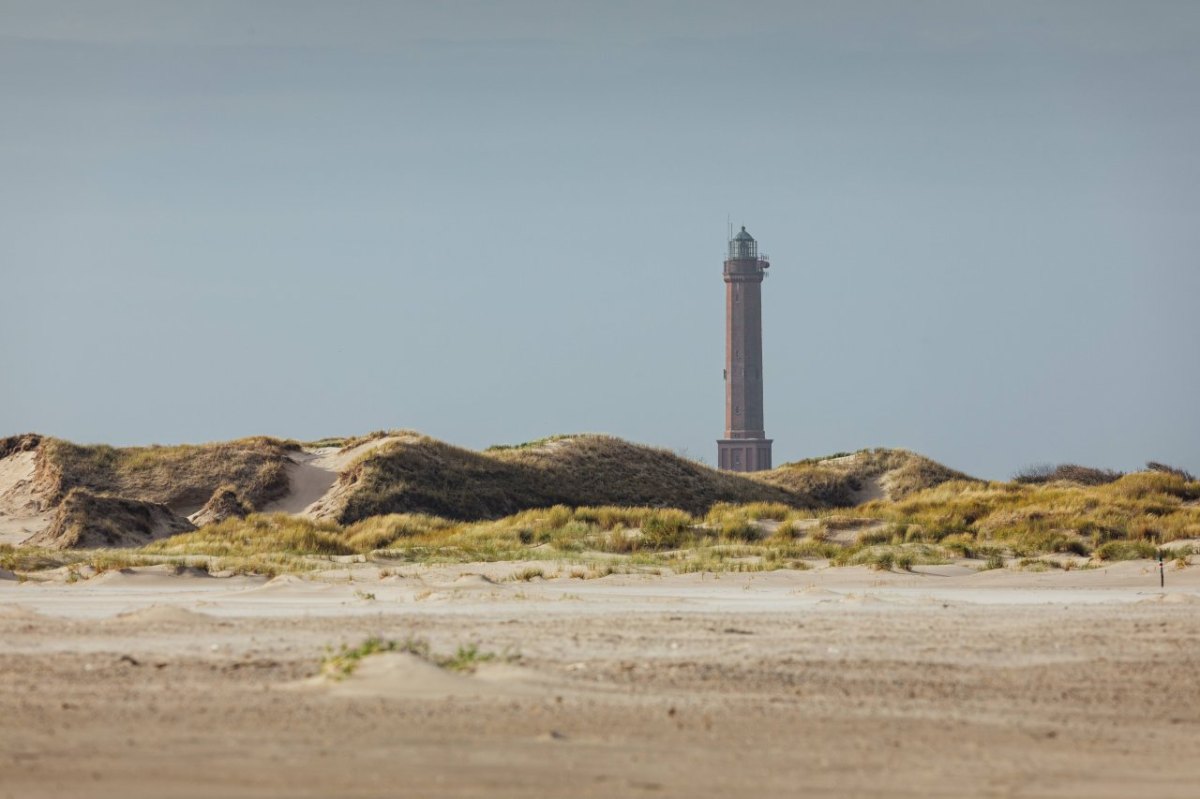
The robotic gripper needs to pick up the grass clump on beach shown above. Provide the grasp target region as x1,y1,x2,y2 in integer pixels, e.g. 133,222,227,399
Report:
321,637,428,679
320,637,497,679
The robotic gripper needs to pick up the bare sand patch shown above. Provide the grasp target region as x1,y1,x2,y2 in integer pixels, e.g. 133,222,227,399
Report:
0,450,52,545
0,603,43,619
849,473,887,503
261,436,402,516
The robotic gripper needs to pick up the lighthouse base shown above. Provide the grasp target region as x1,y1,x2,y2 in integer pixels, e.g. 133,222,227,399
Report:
717,439,773,472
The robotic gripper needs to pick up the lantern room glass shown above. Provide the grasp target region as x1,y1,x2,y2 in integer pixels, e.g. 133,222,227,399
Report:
728,228,758,260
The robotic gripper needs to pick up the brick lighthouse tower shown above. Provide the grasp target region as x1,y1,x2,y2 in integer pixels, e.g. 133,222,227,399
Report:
717,226,773,472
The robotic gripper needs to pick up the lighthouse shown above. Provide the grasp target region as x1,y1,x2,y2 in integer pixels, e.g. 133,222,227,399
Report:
717,226,773,472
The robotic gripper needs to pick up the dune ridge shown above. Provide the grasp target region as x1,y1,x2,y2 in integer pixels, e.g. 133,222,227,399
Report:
0,431,965,549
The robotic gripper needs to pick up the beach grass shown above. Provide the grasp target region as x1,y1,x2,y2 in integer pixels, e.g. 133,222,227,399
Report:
5,463,1196,578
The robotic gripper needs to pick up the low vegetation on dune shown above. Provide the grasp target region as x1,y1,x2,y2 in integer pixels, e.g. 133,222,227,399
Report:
189,485,253,527
3,429,1194,576
320,436,965,525
325,434,805,523
842,469,1200,556
38,436,299,513
144,514,354,558
302,430,406,452
3,464,1191,577
3,429,969,552
1014,463,1125,486
759,448,974,504
487,435,808,510
328,434,553,522
0,433,42,459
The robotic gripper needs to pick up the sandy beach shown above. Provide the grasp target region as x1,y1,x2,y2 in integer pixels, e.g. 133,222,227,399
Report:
3,561,1198,798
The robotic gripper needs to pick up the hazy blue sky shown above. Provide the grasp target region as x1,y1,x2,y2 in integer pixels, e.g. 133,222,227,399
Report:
2,1,1197,478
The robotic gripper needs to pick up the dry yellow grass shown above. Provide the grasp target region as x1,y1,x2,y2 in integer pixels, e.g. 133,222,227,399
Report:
144,514,354,558
842,471,1200,554
124,468,1200,574
758,448,973,502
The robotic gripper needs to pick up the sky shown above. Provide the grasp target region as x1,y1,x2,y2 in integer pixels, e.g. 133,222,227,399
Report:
2,0,1197,479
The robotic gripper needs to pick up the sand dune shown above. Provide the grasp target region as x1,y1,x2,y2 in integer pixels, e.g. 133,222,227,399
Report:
0,433,977,547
